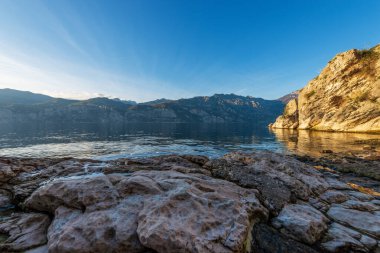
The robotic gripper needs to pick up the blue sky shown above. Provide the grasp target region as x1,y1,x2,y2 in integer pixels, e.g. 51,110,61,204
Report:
0,0,379,102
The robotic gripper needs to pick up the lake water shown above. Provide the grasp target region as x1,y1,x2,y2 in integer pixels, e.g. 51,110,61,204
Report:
0,123,378,160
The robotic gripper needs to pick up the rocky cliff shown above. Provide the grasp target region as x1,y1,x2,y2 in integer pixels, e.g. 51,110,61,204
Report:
271,44,380,132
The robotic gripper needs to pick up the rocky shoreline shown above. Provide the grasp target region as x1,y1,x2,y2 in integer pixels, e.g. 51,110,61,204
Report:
0,151,379,253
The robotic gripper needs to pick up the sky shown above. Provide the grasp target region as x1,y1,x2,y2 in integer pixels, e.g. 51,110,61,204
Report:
0,0,379,102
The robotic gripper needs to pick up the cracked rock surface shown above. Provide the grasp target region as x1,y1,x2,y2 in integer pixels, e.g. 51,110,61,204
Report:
0,151,379,252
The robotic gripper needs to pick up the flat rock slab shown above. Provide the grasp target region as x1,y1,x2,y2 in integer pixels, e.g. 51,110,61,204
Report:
272,203,329,244
319,190,349,204
321,223,378,252
327,205,380,239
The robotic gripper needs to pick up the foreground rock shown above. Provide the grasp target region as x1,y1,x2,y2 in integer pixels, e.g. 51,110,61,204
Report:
327,205,380,238
296,152,380,182
0,213,50,251
271,44,380,132
24,169,267,252
204,152,329,214
272,204,328,244
0,151,379,252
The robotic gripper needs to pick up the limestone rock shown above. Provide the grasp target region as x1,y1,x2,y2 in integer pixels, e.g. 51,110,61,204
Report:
23,168,267,253
321,222,377,252
272,203,329,244
47,204,146,253
24,245,49,253
319,190,349,204
0,189,12,208
327,205,380,238
271,44,380,132
341,199,380,212
0,213,50,251
134,170,267,253
2,152,380,252
24,173,119,213
0,162,15,183
204,151,329,214
348,191,375,201
251,223,319,253
271,98,299,129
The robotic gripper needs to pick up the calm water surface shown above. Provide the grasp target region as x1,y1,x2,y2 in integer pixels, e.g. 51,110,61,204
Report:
0,123,378,159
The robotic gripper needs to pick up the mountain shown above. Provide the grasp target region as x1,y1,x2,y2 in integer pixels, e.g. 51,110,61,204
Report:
111,98,137,105
271,44,380,132
0,88,54,106
125,94,284,123
0,90,284,125
277,90,300,104
141,98,173,105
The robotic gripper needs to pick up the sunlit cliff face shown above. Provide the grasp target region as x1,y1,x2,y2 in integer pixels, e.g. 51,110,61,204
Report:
270,128,380,157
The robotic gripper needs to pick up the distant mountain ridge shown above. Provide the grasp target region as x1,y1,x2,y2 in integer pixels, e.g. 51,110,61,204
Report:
0,89,284,125
277,90,300,104
0,89,137,106
0,88,54,106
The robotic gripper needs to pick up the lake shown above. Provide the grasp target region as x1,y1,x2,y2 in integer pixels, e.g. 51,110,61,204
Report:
0,123,378,159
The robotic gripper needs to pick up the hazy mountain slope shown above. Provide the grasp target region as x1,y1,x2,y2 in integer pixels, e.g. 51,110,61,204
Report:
277,90,300,104
271,44,380,132
123,94,284,123
141,98,173,105
0,88,54,106
0,92,284,125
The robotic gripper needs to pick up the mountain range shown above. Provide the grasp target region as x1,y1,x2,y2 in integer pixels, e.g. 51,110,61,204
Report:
2,45,379,132
0,89,285,125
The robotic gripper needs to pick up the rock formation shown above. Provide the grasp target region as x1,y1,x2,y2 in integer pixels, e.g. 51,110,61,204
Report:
0,152,379,252
271,44,380,132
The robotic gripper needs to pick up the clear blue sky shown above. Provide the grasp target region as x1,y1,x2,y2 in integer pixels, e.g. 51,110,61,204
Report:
0,0,379,102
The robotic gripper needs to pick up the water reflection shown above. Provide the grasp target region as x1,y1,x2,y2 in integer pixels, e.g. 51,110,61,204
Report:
0,122,378,159
270,128,380,157
0,123,284,159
